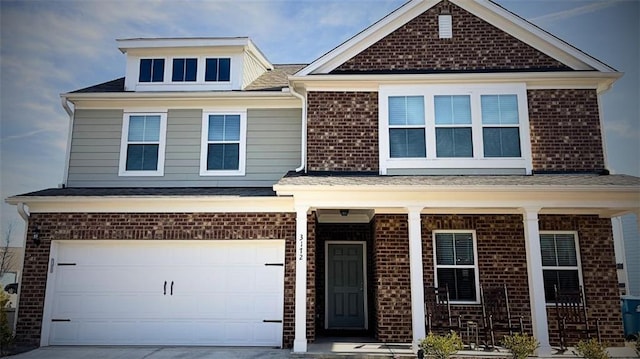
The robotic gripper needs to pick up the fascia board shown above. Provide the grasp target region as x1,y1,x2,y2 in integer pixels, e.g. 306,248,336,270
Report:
117,37,250,53
246,39,274,70
6,196,295,213
296,0,439,76
289,71,621,92
454,0,617,72
62,90,296,101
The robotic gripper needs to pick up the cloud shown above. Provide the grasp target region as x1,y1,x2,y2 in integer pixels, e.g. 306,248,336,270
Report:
528,1,625,23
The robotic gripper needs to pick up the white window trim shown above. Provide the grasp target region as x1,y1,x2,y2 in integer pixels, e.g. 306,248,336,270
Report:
199,109,247,176
118,112,167,177
432,230,480,305
379,83,532,175
539,230,584,306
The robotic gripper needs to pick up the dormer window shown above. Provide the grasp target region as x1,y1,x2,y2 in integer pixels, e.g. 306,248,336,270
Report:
205,58,231,82
172,58,197,82
139,59,165,82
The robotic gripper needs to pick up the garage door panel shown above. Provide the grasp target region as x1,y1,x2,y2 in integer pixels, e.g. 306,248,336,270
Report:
48,240,284,346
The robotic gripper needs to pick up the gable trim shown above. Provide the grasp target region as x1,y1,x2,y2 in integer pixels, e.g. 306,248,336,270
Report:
296,0,616,76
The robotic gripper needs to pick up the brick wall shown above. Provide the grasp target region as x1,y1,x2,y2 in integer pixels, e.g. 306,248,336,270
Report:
528,89,605,172
539,215,623,346
334,2,570,73
307,91,378,172
374,214,413,342
18,212,296,348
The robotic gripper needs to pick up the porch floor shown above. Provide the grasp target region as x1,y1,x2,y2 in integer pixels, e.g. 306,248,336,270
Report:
289,338,638,359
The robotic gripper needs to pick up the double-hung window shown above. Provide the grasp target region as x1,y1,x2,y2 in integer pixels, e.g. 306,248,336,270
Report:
435,95,473,157
200,111,246,176
481,95,521,157
205,58,231,82
389,96,426,158
139,59,164,82
433,231,479,303
172,58,197,82
540,232,582,303
379,84,531,174
119,113,167,176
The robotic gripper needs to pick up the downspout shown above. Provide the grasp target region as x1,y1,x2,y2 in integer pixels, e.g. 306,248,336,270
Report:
289,87,307,173
60,96,75,187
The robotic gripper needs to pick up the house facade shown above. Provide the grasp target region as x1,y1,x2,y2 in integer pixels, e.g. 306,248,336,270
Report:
6,0,640,356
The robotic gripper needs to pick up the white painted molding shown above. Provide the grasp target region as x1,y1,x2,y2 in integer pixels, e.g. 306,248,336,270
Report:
293,205,309,353
407,207,426,349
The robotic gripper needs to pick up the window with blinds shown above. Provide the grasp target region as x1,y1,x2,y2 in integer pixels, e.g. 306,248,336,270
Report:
388,96,426,158
540,232,581,302
200,111,247,176
119,113,167,176
434,231,479,302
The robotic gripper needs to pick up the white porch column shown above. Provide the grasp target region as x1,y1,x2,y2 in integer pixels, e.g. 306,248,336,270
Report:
521,207,552,357
407,207,426,349
293,206,309,353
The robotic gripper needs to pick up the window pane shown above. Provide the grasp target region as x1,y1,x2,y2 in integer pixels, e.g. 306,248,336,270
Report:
389,96,424,125
207,144,239,170
205,58,218,81
481,95,519,125
556,234,577,266
543,269,580,302
185,58,197,81
139,59,152,82
454,233,474,265
224,115,241,141
435,95,471,125
483,127,521,157
219,58,231,81
126,144,158,171
128,115,160,142
208,115,225,141
152,59,164,82
436,128,472,157
438,268,476,301
389,129,426,158
172,59,185,81
540,235,557,266
435,233,454,265
208,115,240,142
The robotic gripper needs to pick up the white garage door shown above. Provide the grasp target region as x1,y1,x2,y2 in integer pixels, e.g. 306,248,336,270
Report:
45,240,285,346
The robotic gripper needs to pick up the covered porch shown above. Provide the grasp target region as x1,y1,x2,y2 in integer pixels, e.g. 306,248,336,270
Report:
273,173,640,356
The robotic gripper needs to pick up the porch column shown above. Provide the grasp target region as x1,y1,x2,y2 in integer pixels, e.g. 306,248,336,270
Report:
293,206,309,353
407,207,426,348
521,207,552,356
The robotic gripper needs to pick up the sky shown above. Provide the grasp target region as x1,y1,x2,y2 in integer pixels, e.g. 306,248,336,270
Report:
1,0,638,246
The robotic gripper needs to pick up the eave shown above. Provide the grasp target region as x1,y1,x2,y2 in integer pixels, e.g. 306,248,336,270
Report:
289,71,621,93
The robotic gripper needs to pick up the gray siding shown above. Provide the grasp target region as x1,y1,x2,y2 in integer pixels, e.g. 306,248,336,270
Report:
67,108,302,187
622,214,640,296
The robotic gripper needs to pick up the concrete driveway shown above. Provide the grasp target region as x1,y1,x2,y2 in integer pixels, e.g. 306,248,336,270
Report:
9,346,293,358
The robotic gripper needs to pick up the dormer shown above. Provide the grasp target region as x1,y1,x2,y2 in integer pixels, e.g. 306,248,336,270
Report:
118,37,273,92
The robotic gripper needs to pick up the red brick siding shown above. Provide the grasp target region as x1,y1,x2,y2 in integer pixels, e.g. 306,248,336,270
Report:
18,212,297,348
374,214,413,342
528,89,605,172
334,2,570,73
307,91,379,172
422,215,531,334
539,215,623,346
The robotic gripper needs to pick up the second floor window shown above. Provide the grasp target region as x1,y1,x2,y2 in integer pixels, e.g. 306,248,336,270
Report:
435,95,472,157
139,59,164,82
172,58,197,82
389,96,425,158
434,231,479,303
200,111,246,176
482,95,521,157
119,113,167,176
205,58,231,82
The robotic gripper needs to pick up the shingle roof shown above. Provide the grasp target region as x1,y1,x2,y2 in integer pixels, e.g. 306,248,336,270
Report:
244,64,306,91
276,172,640,189
71,78,125,93
14,187,276,197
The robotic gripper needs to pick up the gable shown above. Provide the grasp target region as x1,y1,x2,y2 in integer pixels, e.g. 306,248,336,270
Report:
332,1,569,74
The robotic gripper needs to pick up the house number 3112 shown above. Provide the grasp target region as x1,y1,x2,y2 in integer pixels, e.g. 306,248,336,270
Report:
298,234,304,260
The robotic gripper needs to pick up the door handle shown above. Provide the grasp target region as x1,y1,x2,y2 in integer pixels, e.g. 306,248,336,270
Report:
164,281,167,295
171,281,174,296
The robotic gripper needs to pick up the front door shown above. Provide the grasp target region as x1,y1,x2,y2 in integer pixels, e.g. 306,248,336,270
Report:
326,242,366,329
